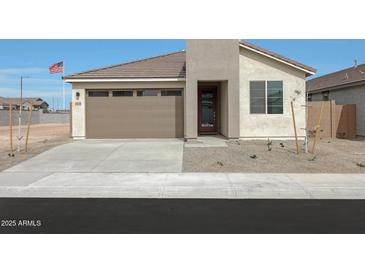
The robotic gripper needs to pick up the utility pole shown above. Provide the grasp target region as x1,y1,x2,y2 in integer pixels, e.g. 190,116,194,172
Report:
17,76,29,152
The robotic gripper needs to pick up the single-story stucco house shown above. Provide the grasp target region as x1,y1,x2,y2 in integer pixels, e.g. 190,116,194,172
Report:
63,40,316,140
0,97,49,111
307,63,365,136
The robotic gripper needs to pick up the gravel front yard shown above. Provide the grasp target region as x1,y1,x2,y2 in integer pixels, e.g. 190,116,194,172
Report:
183,138,365,173
0,123,71,171
2,123,365,174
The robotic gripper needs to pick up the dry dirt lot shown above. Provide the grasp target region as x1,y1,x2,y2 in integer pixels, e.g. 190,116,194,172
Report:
183,138,365,173
0,123,71,171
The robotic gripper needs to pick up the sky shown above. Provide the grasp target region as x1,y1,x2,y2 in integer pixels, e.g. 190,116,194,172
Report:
0,39,364,109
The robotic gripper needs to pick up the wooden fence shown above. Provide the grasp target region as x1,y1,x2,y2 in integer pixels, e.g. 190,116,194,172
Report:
307,100,356,139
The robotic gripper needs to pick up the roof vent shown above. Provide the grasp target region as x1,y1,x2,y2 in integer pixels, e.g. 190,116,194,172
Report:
353,59,358,68
344,73,349,80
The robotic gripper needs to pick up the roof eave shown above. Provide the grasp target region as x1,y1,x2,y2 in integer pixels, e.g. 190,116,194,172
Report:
63,77,186,83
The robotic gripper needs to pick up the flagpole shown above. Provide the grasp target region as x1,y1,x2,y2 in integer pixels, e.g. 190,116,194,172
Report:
62,61,65,111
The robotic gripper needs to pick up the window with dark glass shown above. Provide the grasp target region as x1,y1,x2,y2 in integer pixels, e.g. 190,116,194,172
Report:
322,91,329,101
137,90,159,96
161,90,182,96
250,81,283,114
88,91,109,97
112,91,133,97
267,81,283,114
250,81,266,114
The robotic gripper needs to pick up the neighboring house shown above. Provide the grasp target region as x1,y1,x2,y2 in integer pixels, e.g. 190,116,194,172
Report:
31,98,49,111
63,40,316,140
0,97,49,111
307,63,365,136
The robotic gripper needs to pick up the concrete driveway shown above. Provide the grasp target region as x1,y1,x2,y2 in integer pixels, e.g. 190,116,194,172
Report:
5,139,184,173
2,139,365,199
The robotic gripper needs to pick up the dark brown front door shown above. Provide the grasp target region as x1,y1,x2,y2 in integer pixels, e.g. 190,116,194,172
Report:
198,86,218,134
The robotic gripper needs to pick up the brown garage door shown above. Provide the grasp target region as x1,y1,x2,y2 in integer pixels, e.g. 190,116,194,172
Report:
85,90,184,138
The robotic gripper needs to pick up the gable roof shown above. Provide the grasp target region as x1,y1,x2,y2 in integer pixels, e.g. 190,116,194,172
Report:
63,51,186,80
64,41,316,81
239,41,316,76
307,63,365,93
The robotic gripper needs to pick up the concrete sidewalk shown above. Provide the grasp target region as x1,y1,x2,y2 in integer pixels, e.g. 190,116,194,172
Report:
1,172,365,199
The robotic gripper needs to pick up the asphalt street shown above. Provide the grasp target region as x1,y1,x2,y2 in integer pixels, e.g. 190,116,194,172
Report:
1,198,365,233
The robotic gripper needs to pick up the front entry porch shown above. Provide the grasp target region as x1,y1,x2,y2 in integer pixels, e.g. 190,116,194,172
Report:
184,135,228,148
184,78,240,140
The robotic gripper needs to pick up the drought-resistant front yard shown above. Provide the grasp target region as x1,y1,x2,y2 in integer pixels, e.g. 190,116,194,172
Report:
183,138,365,173
2,123,365,174
0,123,71,171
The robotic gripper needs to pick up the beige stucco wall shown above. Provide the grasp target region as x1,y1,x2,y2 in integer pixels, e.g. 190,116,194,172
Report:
328,84,365,136
71,88,86,139
185,39,240,139
69,42,311,140
239,48,307,139
71,81,185,139
219,81,229,137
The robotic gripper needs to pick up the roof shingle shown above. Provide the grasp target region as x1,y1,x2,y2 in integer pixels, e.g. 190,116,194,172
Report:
64,51,186,79
307,63,365,93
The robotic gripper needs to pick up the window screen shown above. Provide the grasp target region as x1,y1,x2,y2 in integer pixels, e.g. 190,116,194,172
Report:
137,90,159,96
250,81,266,114
161,90,182,96
88,91,109,97
113,91,133,97
267,81,283,114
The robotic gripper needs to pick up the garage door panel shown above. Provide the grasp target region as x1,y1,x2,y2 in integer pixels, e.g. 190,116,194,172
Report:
86,95,183,138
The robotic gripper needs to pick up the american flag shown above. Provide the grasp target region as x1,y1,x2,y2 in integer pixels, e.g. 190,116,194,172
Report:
49,61,64,74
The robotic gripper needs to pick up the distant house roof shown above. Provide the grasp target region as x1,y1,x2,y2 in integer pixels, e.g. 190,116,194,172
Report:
63,51,186,80
32,100,49,107
63,41,316,81
0,97,48,107
239,41,316,76
307,63,365,93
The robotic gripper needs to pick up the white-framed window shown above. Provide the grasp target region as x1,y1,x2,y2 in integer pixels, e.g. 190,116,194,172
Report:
250,80,283,114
